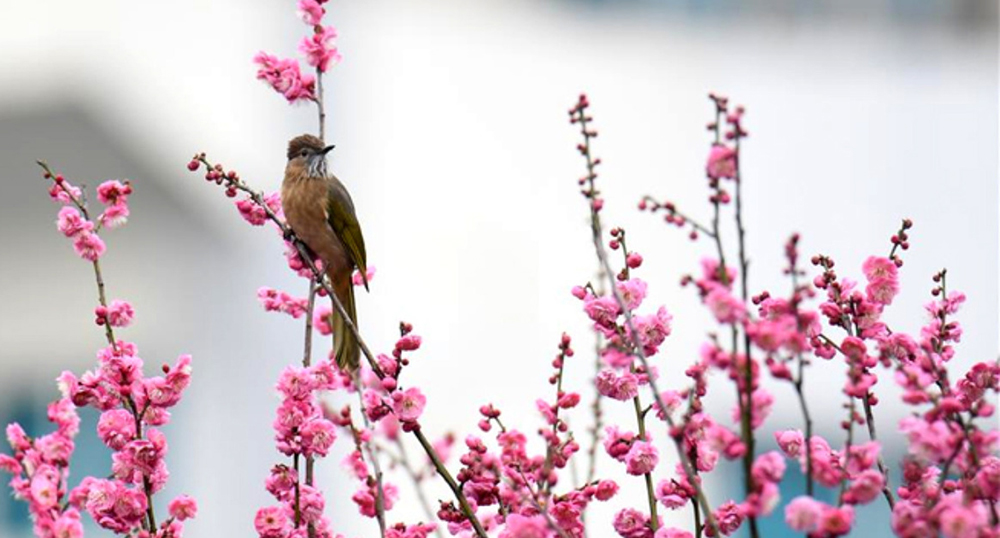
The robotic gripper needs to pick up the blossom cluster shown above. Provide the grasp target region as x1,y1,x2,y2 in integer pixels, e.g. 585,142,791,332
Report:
253,0,340,103
255,360,342,538
441,334,619,538
3,167,196,538
182,79,998,538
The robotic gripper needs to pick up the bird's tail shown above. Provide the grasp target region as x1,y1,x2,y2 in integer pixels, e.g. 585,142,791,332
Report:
331,273,360,372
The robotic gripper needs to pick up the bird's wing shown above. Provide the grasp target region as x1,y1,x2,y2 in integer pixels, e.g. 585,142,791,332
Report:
326,177,369,291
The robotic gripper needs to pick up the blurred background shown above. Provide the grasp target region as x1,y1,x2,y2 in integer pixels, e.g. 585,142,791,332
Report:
0,0,996,536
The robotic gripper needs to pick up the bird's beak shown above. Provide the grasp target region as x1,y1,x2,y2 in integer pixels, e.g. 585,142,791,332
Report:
322,145,336,155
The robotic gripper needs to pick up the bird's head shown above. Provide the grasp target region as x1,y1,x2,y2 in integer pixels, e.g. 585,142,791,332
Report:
286,134,335,178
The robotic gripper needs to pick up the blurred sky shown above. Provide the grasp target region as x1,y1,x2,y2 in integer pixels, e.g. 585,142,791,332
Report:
0,0,996,537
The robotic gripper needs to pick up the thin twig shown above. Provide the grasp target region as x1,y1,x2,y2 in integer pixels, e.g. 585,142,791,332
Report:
393,436,446,538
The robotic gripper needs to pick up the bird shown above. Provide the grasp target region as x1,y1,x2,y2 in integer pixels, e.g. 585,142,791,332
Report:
281,134,368,372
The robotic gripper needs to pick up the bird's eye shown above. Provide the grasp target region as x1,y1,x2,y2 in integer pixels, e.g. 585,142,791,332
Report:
300,150,308,158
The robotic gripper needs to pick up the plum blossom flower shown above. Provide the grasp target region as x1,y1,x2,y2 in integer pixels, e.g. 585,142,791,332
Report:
297,0,324,25
785,496,822,532
706,144,737,179
353,265,376,286
625,441,659,475
299,26,341,73
595,369,640,401
392,387,427,423
72,231,106,261
255,505,290,538
500,513,550,538
168,494,198,521
613,508,653,538
254,52,316,103
56,206,92,237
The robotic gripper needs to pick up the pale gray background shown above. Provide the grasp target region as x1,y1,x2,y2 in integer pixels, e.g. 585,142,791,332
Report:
0,0,996,537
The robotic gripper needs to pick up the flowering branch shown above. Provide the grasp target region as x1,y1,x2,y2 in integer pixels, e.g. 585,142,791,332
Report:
1,162,197,538
569,94,722,537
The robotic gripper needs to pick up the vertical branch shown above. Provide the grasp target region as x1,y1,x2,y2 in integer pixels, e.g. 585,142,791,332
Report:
355,373,388,538
37,161,159,531
569,97,721,537
732,117,759,538
632,395,659,533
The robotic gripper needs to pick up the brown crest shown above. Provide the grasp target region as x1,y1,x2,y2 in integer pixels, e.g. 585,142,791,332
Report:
287,134,324,160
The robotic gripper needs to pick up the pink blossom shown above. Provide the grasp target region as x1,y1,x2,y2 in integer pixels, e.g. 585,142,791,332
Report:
299,26,341,73
257,287,310,319
52,509,84,538
392,387,427,422
595,369,640,401
736,389,773,430
655,479,691,509
96,180,131,206
30,469,59,508
49,180,82,204
784,496,822,532
499,514,550,538
236,192,281,226
313,305,335,336
939,502,986,538
594,479,619,501
862,256,898,282
168,494,198,521
298,484,326,523
844,469,884,505
818,504,854,536
353,265,376,286
396,334,423,352
632,306,673,355
254,52,316,103
276,366,316,400
301,417,336,457
105,300,134,328
72,231,106,261
56,206,92,237
583,295,620,329
706,144,737,179
6,423,31,453
100,202,129,228
866,276,900,306
603,426,636,461
97,409,136,450
655,529,693,538
0,454,20,474
708,501,744,536
255,505,290,538
297,0,324,25
353,482,399,517
265,464,298,501
625,440,659,475
613,508,653,538
751,451,785,484
617,278,648,311
705,285,746,324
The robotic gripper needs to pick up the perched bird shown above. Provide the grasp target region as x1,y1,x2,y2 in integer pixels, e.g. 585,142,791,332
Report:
281,134,368,372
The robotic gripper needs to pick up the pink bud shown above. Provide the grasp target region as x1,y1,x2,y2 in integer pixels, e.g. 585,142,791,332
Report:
626,252,643,269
